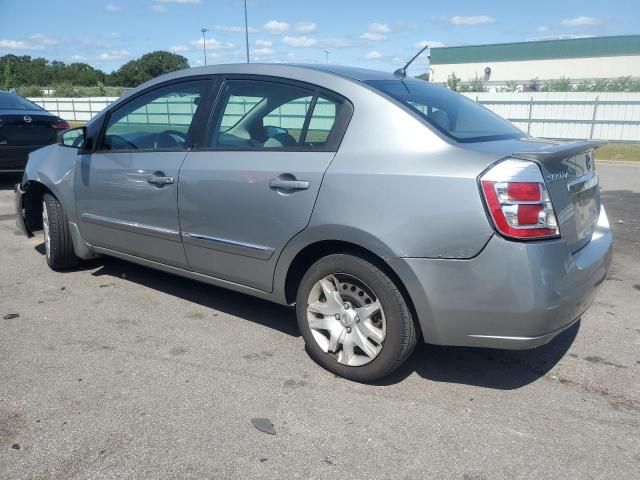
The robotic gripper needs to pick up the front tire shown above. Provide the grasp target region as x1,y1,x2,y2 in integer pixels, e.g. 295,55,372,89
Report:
296,254,417,382
42,193,79,270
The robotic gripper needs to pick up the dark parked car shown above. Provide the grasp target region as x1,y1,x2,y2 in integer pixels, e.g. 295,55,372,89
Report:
0,91,70,172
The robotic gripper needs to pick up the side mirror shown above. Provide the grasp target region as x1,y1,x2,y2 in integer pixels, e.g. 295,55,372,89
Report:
57,126,87,149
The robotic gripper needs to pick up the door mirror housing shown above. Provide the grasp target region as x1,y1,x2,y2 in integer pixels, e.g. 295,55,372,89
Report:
57,126,87,149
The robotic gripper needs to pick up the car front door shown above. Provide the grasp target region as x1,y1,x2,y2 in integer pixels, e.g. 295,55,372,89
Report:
178,77,352,291
75,78,213,268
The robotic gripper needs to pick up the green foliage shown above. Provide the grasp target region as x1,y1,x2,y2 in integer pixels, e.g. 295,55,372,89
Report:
543,77,573,92
0,51,189,93
502,80,520,92
107,51,189,88
17,85,44,97
527,78,542,92
467,74,486,92
447,72,461,91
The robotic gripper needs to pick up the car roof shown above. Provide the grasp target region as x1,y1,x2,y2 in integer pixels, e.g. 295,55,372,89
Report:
144,63,401,88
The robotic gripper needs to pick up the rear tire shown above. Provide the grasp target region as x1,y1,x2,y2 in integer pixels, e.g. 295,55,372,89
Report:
42,193,79,270
296,254,417,382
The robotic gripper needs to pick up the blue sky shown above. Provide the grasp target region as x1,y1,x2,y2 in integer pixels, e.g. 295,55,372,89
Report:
1,0,638,75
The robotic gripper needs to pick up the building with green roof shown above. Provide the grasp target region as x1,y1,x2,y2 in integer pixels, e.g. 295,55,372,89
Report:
429,35,640,90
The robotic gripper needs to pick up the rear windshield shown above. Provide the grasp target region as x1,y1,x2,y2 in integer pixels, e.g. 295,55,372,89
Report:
366,80,524,143
0,92,44,111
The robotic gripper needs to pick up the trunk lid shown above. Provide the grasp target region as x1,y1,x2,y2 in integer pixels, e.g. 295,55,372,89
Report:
0,112,58,147
471,138,601,253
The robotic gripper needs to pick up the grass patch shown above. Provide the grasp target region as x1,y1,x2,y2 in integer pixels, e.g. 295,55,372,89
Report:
596,143,640,162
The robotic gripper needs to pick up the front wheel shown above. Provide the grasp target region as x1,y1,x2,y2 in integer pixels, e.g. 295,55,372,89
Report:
296,254,417,382
42,193,79,270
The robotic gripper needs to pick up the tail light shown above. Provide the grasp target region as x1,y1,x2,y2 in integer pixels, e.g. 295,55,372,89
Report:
480,158,559,240
52,119,70,130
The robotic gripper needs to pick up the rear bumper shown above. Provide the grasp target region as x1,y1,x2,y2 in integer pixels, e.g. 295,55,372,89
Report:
389,206,613,350
0,145,46,172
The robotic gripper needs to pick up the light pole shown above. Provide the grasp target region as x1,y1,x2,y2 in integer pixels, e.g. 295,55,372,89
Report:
201,28,209,65
244,0,250,63
324,50,329,65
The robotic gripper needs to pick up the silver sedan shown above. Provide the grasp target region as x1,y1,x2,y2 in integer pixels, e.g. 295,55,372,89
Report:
15,64,612,382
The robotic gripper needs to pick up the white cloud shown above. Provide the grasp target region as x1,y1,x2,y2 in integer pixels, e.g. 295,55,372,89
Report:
262,20,290,34
71,54,87,61
255,39,273,48
527,34,592,41
561,16,602,27
364,50,383,60
105,4,122,12
295,22,317,34
191,37,234,50
282,36,317,47
30,33,58,46
449,15,495,26
152,4,168,13
537,25,549,32
170,45,189,52
254,47,274,56
99,50,130,61
215,25,260,33
0,39,32,50
414,40,445,48
368,22,391,34
158,0,201,3
360,32,386,41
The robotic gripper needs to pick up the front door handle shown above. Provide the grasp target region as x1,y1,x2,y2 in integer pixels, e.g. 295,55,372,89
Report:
147,172,175,186
269,179,310,190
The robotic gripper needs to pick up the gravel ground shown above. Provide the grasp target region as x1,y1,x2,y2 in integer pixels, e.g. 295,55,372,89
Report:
0,162,639,480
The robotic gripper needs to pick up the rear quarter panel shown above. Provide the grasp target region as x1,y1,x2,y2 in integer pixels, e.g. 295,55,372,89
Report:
307,91,499,260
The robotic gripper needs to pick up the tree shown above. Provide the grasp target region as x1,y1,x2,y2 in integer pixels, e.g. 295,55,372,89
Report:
544,77,573,92
468,74,486,92
108,51,189,87
447,72,461,91
527,78,542,92
502,80,520,92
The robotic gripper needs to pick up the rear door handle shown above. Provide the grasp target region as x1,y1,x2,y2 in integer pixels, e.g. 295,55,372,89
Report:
269,179,310,190
147,172,175,186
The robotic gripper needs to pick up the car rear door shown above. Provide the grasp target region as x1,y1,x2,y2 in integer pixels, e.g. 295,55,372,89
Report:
75,78,215,268
178,77,352,291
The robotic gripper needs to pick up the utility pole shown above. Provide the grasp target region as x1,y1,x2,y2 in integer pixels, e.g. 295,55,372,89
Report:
201,28,209,65
244,0,250,63
324,50,330,64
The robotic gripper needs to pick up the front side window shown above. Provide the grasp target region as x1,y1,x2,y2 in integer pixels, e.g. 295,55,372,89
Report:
366,80,524,143
210,79,345,150
101,80,210,152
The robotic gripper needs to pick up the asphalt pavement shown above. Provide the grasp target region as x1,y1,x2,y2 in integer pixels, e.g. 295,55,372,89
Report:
1,162,639,479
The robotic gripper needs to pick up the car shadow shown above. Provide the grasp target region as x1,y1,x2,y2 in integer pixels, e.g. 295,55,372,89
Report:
373,321,579,389
72,254,577,390
89,256,301,337
0,173,23,191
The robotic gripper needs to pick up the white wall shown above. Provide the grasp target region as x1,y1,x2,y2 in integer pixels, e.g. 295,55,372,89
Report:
432,55,640,83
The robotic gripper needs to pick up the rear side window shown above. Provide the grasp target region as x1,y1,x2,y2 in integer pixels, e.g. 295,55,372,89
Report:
0,92,44,111
366,80,524,143
208,79,349,151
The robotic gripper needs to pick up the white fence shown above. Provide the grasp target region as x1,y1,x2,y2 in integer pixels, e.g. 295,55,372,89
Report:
463,92,640,142
30,92,640,142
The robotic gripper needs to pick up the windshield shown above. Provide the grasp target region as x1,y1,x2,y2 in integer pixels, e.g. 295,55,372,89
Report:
0,92,45,111
366,80,524,143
